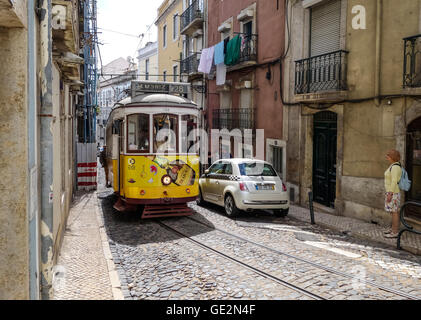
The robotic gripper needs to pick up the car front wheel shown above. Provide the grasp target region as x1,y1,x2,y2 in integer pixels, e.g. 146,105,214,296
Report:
224,194,240,218
274,208,289,217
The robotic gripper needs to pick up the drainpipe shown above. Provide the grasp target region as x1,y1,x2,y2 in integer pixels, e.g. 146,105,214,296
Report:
38,0,54,300
375,0,383,106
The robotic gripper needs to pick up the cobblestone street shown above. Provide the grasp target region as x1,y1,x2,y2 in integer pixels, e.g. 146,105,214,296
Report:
50,165,421,300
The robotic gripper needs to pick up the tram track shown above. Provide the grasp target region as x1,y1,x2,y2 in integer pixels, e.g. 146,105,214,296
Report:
182,216,421,300
156,220,325,300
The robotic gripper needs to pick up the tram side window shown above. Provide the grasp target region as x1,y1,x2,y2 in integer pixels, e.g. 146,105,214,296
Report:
154,114,178,153
181,115,198,154
127,114,150,153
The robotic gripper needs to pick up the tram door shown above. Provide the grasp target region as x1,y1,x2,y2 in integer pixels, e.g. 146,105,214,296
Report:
313,112,338,208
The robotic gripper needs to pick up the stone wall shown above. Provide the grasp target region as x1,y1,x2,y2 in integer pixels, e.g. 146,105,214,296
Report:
0,26,28,300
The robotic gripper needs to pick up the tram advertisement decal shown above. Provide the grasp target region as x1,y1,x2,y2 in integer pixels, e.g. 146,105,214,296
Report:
124,155,199,187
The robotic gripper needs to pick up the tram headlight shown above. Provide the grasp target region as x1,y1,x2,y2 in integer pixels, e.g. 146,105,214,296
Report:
186,188,191,194
161,175,172,186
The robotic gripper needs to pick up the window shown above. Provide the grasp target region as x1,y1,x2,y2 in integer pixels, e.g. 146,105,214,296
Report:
310,0,341,57
173,14,179,40
181,115,198,154
238,162,277,177
153,114,178,153
163,70,167,82
208,161,232,175
127,114,150,153
244,21,252,38
145,59,149,80
163,25,167,48
173,65,178,82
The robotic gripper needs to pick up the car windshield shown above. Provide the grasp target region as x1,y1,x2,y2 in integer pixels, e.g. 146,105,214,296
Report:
238,162,277,177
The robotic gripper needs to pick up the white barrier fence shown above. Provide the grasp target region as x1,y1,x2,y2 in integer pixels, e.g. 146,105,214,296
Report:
77,143,97,191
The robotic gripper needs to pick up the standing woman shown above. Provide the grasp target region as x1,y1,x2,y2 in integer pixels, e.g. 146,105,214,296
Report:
384,149,403,238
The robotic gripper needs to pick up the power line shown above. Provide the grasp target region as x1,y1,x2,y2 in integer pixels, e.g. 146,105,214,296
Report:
98,27,143,38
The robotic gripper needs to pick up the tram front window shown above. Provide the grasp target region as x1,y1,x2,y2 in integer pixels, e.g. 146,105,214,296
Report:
181,115,198,154
154,114,178,153
127,114,149,153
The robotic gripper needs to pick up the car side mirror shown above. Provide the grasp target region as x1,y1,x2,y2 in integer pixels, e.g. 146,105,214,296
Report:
204,169,210,177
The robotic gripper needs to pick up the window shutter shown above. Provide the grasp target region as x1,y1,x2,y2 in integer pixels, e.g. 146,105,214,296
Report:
310,0,341,57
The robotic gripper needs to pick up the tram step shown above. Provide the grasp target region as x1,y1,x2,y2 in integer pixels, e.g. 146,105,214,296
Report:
142,204,194,219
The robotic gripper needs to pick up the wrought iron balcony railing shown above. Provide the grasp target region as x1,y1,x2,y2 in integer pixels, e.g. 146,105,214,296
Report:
180,53,201,75
180,0,203,32
237,33,258,64
403,34,421,88
295,50,348,94
212,108,256,131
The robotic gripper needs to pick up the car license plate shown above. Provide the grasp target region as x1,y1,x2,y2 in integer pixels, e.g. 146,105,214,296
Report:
256,184,274,191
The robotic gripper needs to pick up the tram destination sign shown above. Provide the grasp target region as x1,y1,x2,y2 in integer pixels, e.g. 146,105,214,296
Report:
132,81,189,96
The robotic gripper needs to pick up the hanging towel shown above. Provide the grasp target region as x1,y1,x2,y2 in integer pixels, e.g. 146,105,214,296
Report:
216,63,226,86
198,46,215,74
224,37,229,54
214,41,225,65
224,35,241,66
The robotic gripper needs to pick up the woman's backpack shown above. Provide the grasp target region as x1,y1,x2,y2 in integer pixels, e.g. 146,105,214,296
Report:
391,163,412,192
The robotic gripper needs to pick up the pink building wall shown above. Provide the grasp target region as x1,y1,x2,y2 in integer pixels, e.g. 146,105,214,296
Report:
206,0,286,158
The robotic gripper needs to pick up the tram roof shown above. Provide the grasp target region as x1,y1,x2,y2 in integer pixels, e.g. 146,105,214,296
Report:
114,93,198,108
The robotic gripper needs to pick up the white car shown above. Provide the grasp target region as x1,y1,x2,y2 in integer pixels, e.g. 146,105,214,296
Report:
198,159,289,217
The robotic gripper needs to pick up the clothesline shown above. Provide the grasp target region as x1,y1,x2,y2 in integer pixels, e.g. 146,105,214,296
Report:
197,34,247,85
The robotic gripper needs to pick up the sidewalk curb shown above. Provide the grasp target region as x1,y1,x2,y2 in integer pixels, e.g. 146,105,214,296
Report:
289,205,421,256
94,192,125,300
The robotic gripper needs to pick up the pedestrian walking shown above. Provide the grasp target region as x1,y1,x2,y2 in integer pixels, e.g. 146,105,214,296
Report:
383,149,403,238
99,146,110,187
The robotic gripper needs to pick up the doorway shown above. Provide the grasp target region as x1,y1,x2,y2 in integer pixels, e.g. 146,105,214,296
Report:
313,111,338,208
406,117,421,218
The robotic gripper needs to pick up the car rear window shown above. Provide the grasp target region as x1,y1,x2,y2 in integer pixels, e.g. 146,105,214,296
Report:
238,162,277,176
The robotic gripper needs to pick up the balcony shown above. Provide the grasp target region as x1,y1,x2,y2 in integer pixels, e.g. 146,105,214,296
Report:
212,108,256,131
180,0,204,36
294,50,348,102
403,34,421,89
180,53,201,78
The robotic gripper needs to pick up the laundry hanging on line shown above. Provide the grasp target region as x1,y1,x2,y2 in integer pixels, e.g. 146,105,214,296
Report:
224,35,241,66
214,40,225,65
216,63,226,86
198,46,215,74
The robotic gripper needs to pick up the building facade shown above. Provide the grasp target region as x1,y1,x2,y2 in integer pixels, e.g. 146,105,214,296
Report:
0,0,85,299
180,0,206,112
283,0,421,226
206,0,286,173
137,41,159,81
156,0,183,82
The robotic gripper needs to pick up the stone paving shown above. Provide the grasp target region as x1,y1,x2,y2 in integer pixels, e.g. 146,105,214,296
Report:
288,204,421,255
188,202,421,299
99,201,312,300
53,192,114,300
56,165,421,300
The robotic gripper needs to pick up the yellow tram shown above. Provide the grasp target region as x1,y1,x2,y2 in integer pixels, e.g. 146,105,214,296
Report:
105,81,201,218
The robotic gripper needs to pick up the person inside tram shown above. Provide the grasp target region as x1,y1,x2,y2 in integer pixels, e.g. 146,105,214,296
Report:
138,129,149,151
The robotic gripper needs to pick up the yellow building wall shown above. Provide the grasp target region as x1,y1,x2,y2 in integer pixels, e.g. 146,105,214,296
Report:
157,0,183,82
343,0,421,178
